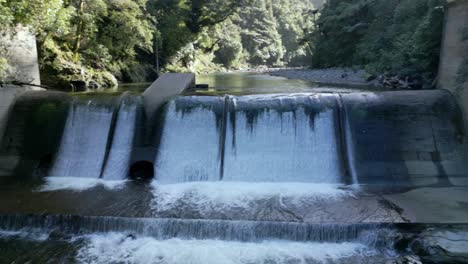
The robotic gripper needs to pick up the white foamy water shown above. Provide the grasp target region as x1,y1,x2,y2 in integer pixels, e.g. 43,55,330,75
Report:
0,230,49,241
77,233,374,264
152,182,352,211
38,177,126,192
48,103,114,178
155,98,224,184
102,102,138,180
224,108,342,183
223,94,344,183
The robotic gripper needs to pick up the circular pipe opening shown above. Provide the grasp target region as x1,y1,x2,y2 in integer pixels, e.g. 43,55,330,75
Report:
35,153,53,177
129,161,154,181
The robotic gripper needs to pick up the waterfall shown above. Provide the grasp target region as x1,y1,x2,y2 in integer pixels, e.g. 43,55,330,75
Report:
101,98,138,180
154,96,225,184
48,101,114,178
223,94,343,183
154,94,345,184
0,214,392,243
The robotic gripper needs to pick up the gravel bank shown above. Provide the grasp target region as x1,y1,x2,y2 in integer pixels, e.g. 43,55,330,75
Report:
268,68,376,88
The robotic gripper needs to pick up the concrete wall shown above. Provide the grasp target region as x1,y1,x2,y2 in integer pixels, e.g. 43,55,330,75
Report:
1,28,41,85
343,90,467,187
438,0,468,123
0,86,37,147
0,90,69,177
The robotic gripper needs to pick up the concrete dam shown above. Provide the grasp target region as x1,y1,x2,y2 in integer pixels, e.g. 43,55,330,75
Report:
1,77,468,262
0,90,466,187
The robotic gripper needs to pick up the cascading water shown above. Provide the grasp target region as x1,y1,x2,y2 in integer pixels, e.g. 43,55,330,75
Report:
151,94,351,221
48,101,114,178
154,94,345,184
1,80,467,263
0,214,391,243
101,97,139,180
155,96,225,184
223,94,343,182
1,214,466,264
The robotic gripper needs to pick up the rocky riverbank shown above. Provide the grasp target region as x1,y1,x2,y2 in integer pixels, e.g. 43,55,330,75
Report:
267,68,374,88
267,68,430,90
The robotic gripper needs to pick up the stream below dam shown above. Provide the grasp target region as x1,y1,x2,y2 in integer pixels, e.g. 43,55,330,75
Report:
0,73,467,263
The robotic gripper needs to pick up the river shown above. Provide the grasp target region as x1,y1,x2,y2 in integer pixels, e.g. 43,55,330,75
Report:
0,72,467,263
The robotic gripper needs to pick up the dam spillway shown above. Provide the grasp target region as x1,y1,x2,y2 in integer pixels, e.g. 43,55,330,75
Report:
223,94,343,183
0,90,466,186
155,96,225,183
154,94,345,184
47,101,115,179
0,85,467,263
153,91,466,187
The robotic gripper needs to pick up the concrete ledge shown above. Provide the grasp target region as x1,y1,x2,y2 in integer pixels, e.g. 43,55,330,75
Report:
0,85,42,147
1,28,41,85
142,73,195,119
342,90,467,187
0,90,70,177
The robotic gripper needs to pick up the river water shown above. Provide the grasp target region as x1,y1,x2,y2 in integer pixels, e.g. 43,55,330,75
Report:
0,72,467,263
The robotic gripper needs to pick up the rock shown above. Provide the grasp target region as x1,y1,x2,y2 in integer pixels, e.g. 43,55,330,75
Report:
88,81,100,89
378,74,425,90
70,80,87,92
364,73,377,81
386,255,423,264
267,67,373,87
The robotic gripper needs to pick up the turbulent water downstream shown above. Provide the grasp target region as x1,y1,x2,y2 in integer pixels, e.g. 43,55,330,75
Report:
0,73,468,263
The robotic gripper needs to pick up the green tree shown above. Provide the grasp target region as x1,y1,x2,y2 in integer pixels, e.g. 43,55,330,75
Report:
310,0,446,85
239,0,284,66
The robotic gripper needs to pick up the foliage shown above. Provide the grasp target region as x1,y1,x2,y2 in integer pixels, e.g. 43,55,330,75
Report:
213,17,244,68
1,0,325,84
239,0,285,66
0,56,12,82
309,0,446,85
159,0,323,72
1,0,153,87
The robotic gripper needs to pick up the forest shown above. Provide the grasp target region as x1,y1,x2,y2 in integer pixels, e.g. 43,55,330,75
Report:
310,0,447,88
0,0,324,88
1,0,462,89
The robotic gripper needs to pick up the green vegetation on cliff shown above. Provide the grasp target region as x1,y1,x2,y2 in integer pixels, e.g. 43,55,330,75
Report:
144,0,324,73
1,0,322,88
309,0,446,87
0,0,451,89
1,0,153,88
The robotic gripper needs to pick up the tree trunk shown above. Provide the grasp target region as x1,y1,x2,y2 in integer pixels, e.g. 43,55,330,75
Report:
73,0,85,62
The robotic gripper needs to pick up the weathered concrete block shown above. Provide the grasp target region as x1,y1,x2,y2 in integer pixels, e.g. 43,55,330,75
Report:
142,73,195,119
131,73,195,166
438,0,468,185
439,0,468,88
0,86,37,147
438,0,468,124
1,28,41,85
342,90,467,187
0,90,70,177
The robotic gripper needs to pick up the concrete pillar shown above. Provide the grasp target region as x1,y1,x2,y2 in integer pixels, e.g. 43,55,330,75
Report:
0,86,33,147
1,27,41,86
0,28,43,147
131,73,195,165
142,73,196,119
438,0,468,123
